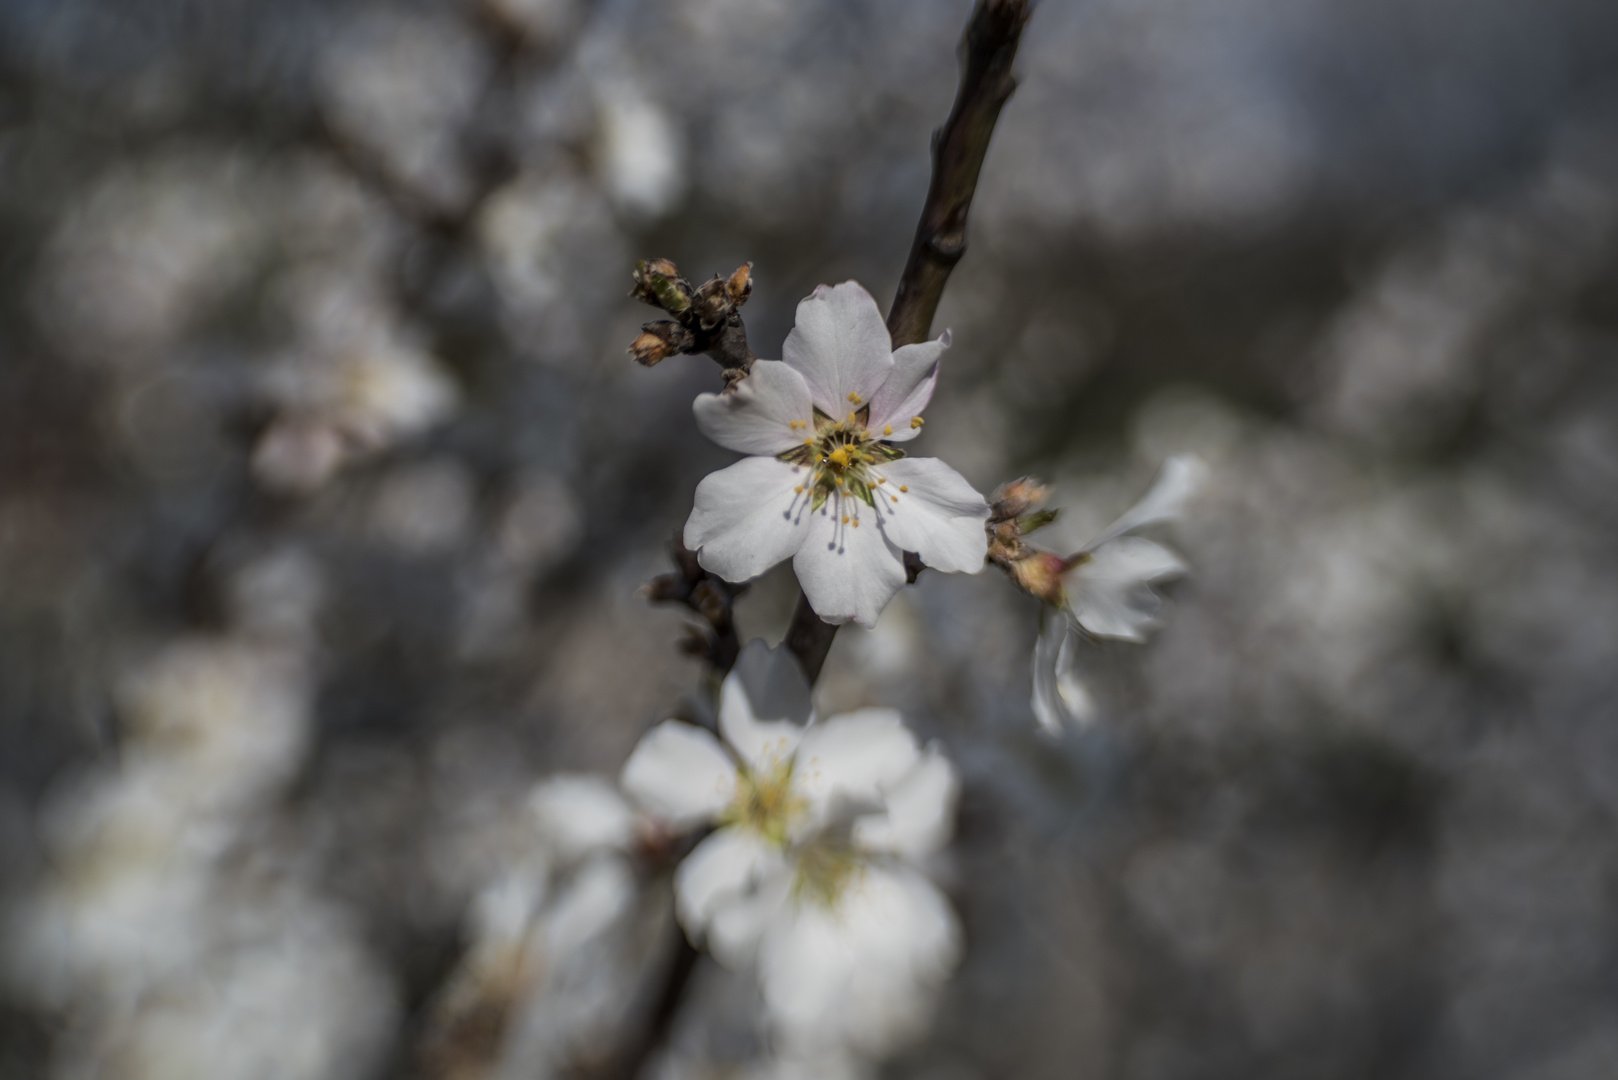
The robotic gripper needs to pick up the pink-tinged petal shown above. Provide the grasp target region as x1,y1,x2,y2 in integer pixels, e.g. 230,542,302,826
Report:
866,331,948,442
1087,454,1206,549
790,491,907,627
793,708,920,824
871,457,989,574
852,743,958,858
693,360,814,455
620,721,738,826
685,457,812,583
1063,535,1187,642
781,282,894,415
673,826,784,944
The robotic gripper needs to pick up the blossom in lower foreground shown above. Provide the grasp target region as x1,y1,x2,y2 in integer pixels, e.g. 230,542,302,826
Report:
620,641,961,1056
992,456,1204,733
684,281,989,627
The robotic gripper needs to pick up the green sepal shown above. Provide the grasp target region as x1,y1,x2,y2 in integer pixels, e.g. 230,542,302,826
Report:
871,443,906,462
849,478,876,509
636,263,690,314
810,485,830,512
1017,508,1060,533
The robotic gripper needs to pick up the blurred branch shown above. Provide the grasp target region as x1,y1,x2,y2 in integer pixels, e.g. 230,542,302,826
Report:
643,533,748,675
887,0,1032,348
784,0,1032,685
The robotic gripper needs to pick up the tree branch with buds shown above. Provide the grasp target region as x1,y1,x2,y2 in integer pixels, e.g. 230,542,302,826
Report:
628,260,757,383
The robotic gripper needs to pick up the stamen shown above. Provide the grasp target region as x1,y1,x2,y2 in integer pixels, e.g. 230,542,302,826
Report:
883,425,892,435
900,485,909,492
847,411,858,425
851,518,859,527
910,417,924,429
876,477,886,484
789,419,806,430
891,496,899,503
847,392,862,405
795,485,804,494
841,515,849,524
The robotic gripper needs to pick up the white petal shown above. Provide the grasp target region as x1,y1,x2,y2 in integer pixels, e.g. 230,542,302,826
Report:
693,360,814,455
620,721,737,826
759,865,960,1055
528,774,638,859
706,867,793,970
1031,610,1097,735
673,827,783,942
685,456,811,583
866,332,948,442
721,641,809,772
543,854,636,956
791,491,907,627
781,282,894,416
872,457,989,574
794,708,920,822
852,743,958,858
1087,454,1206,549
1063,535,1187,642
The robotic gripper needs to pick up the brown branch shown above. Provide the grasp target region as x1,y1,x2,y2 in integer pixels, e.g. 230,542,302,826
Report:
783,0,1032,685
887,0,1032,348
643,533,747,675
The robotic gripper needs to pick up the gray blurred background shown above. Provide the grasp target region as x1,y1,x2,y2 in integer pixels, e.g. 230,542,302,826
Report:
3,0,1618,1077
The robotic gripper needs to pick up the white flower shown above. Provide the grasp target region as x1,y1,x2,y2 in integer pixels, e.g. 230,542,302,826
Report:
684,282,990,627
620,641,961,1056
1032,455,1204,733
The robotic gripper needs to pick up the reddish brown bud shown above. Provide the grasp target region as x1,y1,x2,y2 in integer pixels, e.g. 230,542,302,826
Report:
990,476,1050,523
628,320,693,366
726,263,753,307
1009,550,1069,606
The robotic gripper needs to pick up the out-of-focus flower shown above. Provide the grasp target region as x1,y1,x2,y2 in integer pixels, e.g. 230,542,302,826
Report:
421,774,657,1080
684,282,989,627
620,641,961,1057
992,456,1203,733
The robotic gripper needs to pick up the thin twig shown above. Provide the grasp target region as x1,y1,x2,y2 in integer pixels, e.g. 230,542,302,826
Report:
887,0,1031,348
782,0,1032,684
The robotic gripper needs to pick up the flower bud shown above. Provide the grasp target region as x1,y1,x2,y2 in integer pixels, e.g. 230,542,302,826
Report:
1008,550,1069,606
726,262,753,307
989,476,1050,522
628,321,693,366
630,259,690,313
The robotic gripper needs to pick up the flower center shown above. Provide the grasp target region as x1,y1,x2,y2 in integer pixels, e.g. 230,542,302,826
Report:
779,409,911,528
791,836,864,909
726,758,806,847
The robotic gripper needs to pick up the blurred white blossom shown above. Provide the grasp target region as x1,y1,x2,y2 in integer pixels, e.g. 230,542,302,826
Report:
621,641,961,1058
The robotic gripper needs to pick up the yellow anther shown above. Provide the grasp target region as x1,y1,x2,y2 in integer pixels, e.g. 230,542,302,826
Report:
841,515,850,524
847,411,858,424
876,477,886,484
891,496,899,503
847,392,862,404
883,425,893,435
851,518,860,527
827,446,854,472
803,437,815,446
900,485,908,492
794,485,804,494
790,419,806,430
910,416,924,429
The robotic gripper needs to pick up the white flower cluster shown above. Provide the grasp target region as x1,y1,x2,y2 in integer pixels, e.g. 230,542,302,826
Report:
622,640,961,1064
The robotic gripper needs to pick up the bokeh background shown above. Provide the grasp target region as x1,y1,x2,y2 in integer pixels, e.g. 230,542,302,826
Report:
4,0,1618,1077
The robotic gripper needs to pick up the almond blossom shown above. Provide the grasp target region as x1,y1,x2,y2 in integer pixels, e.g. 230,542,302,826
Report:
1017,456,1204,732
620,641,961,1057
684,281,989,627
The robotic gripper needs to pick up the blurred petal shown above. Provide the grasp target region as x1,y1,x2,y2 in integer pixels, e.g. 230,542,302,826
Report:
866,332,948,441
794,708,920,821
791,493,907,627
1064,535,1187,642
620,721,736,826
693,360,814,455
782,282,894,415
872,457,990,574
853,744,958,858
706,868,792,970
528,774,638,859
720,644,807,773
1031,611,1099,734
1087,454,1206,549
674,827,783,942
685,456,809,583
